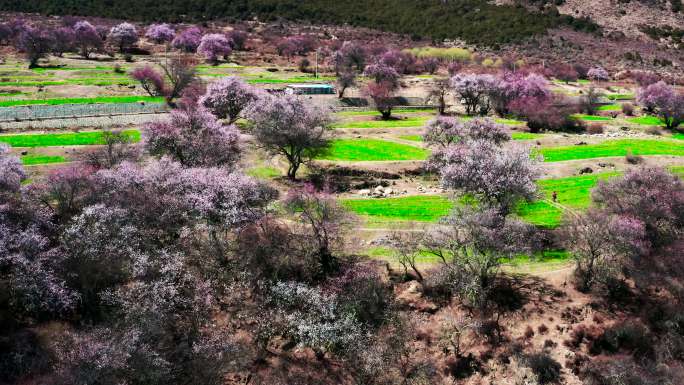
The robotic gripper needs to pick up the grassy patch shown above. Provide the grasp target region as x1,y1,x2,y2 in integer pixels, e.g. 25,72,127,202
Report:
0,129,140,147
21,154,67,165
511,132,542,140
318,139,429,161
572,114,613,121
399,132,540,142
246,165,281,179
538,139,684,162
515,172,620,228
342,195,454,222
0,78,134,87
30,66,117,73
597,104,622,111
607,93,634,100
627,116,665,126
0,96,164,107
496,118,526,126
670,166,684,177
405,47,471,61
399,135,422,141
332,116,430,129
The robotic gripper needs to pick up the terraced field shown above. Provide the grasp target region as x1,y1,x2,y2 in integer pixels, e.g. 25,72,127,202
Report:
538,139,684,162
343,170,682,229
0,129,140,147
317,139,429,161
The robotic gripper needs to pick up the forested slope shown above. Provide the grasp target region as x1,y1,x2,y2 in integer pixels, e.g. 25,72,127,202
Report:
0,0,597,45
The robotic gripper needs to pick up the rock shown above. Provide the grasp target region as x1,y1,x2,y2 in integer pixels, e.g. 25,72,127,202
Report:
396,282,423,306
21,150,28,155
575,141,588,146
395,281,439,313
579,167,593,174
384,188,393,195
358,189,371,196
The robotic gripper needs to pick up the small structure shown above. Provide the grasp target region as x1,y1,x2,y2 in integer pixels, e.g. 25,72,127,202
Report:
285,84,335,95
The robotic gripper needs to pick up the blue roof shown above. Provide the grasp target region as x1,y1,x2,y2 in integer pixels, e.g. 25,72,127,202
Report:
287,84,334,88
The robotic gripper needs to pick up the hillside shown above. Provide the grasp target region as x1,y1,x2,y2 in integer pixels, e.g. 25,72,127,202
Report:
558,0,683,40
0,0,597,46
497,0,684,42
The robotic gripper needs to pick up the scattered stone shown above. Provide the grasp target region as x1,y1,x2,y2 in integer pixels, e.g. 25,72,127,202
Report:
20,150,27,155
358,189,371,196
579,167,593,174
575,141,588,146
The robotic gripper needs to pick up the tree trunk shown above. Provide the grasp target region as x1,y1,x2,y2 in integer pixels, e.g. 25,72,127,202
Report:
287,162,299,180
319,247,337,276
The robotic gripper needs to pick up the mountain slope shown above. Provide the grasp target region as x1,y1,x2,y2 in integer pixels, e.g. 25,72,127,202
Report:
0,0,597,46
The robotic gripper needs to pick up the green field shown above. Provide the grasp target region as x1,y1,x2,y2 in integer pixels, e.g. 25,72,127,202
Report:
342,195,453,222
30,65,120,73
342,173,620,228
364,245,570,271
317,139,429,161
0,78,134,87
0,96,164,107
515,172,620,227
572,114,613,121
627,116,665,126
332,116,430,129
597,104,622,111
399,135,422,142
511,132,543,140
0,129,141,147
398,132,541,142
21,154,67,165
246,165,281,179
607,93,634,101
538,139,684,162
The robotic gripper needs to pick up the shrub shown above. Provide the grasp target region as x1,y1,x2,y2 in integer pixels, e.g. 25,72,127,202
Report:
523,352,562,384
527,106,585,133
524,326,535,339
645,126,661,135
589,322,654,358
622,103,634,116
625,151,643,164
586,123,604,134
